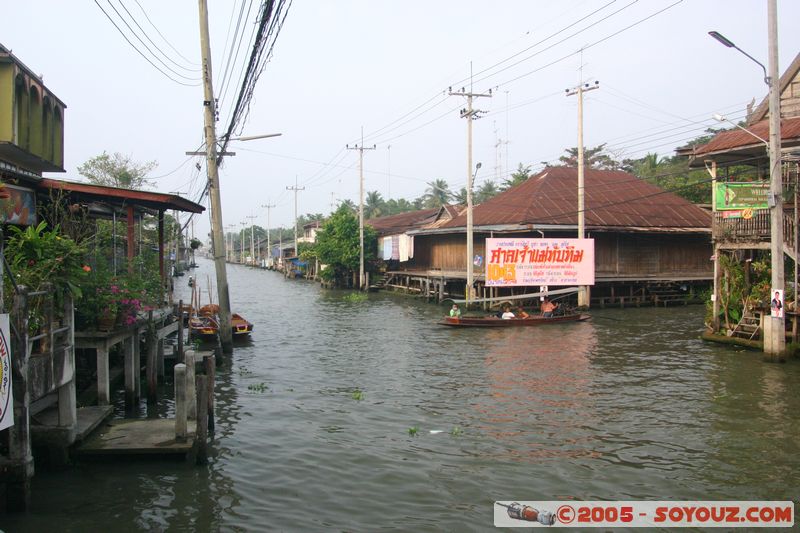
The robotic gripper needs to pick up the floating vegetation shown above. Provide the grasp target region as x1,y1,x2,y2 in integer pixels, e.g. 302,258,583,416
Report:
343,292,368,303
247,382,268,393
408,426,419,436
238,369,254,376
450,426,463,437
351,389,364,401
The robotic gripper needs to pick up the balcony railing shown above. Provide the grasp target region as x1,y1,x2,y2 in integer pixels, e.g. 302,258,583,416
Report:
713,209,796,253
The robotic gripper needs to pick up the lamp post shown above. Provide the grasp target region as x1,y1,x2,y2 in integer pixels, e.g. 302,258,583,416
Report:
709,4,783,360
468,162,482,303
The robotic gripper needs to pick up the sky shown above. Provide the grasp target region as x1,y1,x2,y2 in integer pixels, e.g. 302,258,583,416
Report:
3,0,800,240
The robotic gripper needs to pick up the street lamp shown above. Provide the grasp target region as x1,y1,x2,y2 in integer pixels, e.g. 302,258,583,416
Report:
709,8,783,359
466,162,482,305
708,31,769,86
712,114,768,146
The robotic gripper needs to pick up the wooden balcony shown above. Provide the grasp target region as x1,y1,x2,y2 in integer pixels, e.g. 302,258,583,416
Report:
713,209,797,259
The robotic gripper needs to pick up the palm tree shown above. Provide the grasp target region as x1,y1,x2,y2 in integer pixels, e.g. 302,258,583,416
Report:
475,180,499,203
424,179,452,208
365,190,385,219
453,187,467,205
338,199,357,213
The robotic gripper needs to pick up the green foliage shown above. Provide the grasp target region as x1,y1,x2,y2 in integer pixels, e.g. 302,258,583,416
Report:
343,292,367,303
351,389,364,401
557,144,620,170
3,222,89,301
475,180,499,203
247,382,268,393
423,179,453,208
408,426,419,436
501,163,532,191
314,205,377,285
450,426,463,437
190,238,202,250
78,152,157,189
74,251,162,329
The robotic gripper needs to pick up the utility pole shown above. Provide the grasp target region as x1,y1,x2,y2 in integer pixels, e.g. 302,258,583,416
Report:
766,0,784,359
246,215,256,266
261,202,275,267
197,0,233,353
286,176,305,257
566,79,599,308
347,128,376,290
450,76,491,306
240,222,247,264
387,144,392,199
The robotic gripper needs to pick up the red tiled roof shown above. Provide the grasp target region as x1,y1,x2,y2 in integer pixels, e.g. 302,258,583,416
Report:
366,207,439,235
439,166,710,230
692,117,800,156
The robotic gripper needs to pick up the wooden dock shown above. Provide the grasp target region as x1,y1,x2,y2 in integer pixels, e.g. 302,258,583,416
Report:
75,419,195,456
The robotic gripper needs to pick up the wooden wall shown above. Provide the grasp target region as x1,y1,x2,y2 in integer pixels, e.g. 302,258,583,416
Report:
410,231,711,279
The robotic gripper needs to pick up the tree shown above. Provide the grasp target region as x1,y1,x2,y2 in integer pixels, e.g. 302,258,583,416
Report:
424,179,452,208
337,199,357,214
452,187,467,205
315,205,377,286
501,163,532,191
384,198,415,215
556,144,621,170
475,180,499,203
78,152,157,189
365,190,386,219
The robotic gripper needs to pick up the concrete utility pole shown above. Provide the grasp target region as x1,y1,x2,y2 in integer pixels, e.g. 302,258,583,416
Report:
246,215,256,265
197,0,233,353
766,0,784,359
261,202,275,267
240,222,247,264
347,129,376,290
566,80,599,308
286,176,305,257
450,80,491,306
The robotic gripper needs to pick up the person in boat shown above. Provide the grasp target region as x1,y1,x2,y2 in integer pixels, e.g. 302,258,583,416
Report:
450,304,461,317
541,298,558,318
501,306,516,319
516,306,529,319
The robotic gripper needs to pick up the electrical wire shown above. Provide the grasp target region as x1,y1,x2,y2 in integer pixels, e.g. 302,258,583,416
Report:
93,0,200,86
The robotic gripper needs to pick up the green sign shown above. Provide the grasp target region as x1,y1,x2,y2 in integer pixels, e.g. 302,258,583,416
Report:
714,182,769,211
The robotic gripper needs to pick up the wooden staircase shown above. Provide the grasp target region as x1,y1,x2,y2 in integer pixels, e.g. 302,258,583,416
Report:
368,272,391,291
646,283,689,307
729,309,761,340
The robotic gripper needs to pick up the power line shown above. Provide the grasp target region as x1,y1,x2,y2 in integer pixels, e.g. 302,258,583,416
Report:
132,0,199,67
118,0,199,73
93,0,200,86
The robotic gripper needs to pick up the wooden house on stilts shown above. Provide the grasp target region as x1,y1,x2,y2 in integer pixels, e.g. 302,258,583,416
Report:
372,166,713,306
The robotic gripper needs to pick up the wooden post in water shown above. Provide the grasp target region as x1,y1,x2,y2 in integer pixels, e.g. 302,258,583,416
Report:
204,354,215,432
175,363,187,442
6,286,33,511
156,337,165,381
185,350,197,420
146,321,158,403
123,334,136,412
195,374,209,464
177,299,184,364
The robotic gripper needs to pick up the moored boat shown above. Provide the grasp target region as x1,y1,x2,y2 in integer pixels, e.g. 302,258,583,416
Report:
198,304,253,336
438,313,590,327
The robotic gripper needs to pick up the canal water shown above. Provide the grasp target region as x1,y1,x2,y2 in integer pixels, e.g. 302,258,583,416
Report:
4,259,800,531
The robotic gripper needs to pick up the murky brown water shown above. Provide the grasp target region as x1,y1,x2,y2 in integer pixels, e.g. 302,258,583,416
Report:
4,259,800,531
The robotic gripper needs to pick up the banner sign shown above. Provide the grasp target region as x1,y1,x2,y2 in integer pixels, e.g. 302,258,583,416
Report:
0,314,13,431
715,182,769,211
485,238,595,287
0,184,37,226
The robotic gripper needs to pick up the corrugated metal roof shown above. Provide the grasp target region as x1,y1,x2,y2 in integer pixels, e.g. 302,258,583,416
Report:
366,207,440,235
438,166,711,230
692,117,800,156
39,178,205,213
